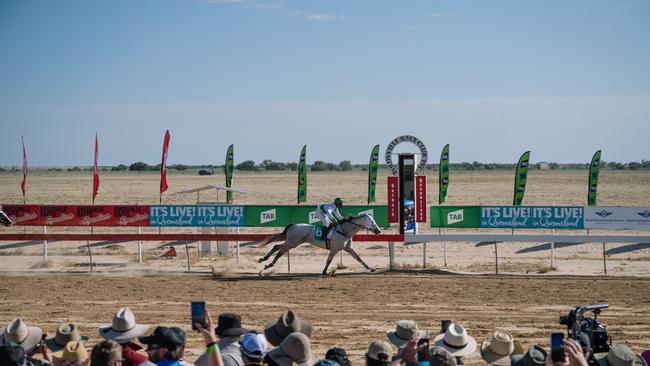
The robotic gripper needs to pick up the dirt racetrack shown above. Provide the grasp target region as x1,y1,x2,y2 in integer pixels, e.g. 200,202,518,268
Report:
1,273,649,365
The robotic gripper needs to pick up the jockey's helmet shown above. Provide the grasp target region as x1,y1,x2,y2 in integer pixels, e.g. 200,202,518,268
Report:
334,197,343,207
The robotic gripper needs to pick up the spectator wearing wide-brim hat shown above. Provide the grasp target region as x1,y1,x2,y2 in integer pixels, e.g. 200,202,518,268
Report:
98,307,150,366
46,323,89,353
594,344,647,366
51,340,88,366
0,318,44,355
267,332,316,366
480,330,517,366
433,323,477,358
510,345,547,366
264,310,312,347
196,312,248,366
387,320,428,349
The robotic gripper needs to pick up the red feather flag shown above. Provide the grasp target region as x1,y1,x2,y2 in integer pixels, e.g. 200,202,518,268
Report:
92,133,100,204
21,136,27,203
160,130,171,197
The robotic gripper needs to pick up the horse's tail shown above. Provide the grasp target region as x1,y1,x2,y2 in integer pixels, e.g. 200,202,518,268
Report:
257,224,293,247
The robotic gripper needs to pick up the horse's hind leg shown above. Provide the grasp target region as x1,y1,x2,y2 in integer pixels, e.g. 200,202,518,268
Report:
259,244,282,263
264,245,290,270
344,246,375,272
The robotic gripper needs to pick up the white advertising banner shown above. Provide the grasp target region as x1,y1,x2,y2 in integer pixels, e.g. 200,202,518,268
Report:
585,207,650,230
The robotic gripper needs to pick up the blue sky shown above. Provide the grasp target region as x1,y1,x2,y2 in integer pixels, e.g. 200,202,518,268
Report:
1,0,649,165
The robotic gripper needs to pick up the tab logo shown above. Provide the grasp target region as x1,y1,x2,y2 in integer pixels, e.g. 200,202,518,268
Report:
261,209,276,224
309,211,319,224
447,209,464,225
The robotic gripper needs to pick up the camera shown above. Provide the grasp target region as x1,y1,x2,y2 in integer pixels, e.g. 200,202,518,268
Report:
559,304,610,354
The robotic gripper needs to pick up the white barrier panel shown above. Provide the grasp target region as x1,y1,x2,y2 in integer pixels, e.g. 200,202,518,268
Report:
585,207,650,230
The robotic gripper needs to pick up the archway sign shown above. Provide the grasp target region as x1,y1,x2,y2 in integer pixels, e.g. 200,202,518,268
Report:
385,135,428,175
385,135,428,231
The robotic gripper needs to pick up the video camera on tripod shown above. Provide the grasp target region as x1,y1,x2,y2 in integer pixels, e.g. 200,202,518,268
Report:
559,304,610,353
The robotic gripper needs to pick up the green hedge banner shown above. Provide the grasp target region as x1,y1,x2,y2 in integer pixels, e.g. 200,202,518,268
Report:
588,150,602,206
431,205,584,229
430,206,481,228
513,151,530,206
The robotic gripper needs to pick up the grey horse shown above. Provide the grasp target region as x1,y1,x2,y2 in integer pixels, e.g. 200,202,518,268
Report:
0,209,13,227
257,213,381,276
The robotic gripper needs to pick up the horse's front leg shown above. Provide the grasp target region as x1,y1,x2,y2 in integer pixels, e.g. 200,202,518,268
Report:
344,246,375,272
265,245,290,270
321,250,338,277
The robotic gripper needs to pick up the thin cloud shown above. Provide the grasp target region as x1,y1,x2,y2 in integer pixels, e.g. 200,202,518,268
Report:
305,14,344,21
250,2,279,11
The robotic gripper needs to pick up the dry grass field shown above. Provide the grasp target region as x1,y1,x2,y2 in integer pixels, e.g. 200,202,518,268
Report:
1,169,649,365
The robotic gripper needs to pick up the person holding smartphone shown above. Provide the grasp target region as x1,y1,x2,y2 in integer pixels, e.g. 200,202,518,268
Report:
195,309,225,366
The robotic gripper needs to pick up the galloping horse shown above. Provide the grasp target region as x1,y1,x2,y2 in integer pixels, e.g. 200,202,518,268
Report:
0,209,13,227
257,213,381,276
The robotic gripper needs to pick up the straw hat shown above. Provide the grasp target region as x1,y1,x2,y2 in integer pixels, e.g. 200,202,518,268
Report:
265,310,312,346
99,307,149,343
433,323,477,357
0,318,44,354
46,323,89,352
52,341,88,366
480,330,515,366
267,332,316,366
594,344,647,366
387,320,428,348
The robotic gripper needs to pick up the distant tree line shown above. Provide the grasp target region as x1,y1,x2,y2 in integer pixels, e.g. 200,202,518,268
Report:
1,160,650,172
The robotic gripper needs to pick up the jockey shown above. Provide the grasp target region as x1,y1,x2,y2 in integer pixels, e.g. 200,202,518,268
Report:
316,197,345,240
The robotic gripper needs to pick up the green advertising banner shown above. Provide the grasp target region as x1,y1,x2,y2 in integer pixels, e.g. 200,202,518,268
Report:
367,144,380,204
588,150,602,206
439,144,450,204
431,205,585,229
245,205,389,227
297,145,307,203
243,205,295,227
225,144,234,203
513,151,530,206
430,206,481,228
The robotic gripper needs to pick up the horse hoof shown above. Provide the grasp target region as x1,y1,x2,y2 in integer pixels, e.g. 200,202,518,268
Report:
258,258,265,263
369,267,377,273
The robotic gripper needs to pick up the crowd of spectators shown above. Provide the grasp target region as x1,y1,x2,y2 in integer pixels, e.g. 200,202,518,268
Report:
1,307,648,366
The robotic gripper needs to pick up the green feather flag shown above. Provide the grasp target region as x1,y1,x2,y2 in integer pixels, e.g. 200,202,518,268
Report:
439,144,450,204
297,145,307,203
225,144,234,203
367,144,380,204
513,151,530,206
588,150,602,206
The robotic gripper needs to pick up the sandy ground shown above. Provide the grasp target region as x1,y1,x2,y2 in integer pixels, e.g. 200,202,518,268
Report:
0,274,648,365
1,170,649,365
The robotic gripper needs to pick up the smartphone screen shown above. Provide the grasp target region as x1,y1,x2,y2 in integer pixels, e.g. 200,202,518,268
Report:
550,332,565,362
417,338,429,361
191,301,206,331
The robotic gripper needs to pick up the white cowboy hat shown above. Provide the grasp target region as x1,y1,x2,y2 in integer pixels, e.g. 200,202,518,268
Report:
99,307,149,343
433,323,477,357
0,318,44,354
387,320,428,348
480,330,515,366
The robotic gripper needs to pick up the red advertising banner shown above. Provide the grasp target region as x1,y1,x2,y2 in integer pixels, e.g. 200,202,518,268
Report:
387,176,399,223
415,175,427,222
0,205,150,226
2,205,40,226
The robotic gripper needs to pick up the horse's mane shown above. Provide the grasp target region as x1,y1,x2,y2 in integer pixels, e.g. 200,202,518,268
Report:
339,213,367,223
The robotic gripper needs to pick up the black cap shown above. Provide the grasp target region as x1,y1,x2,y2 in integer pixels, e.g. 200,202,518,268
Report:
326,347,349,361
138,326,183,350
170,327,186,344
215,313,247,337
0,342,26,366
